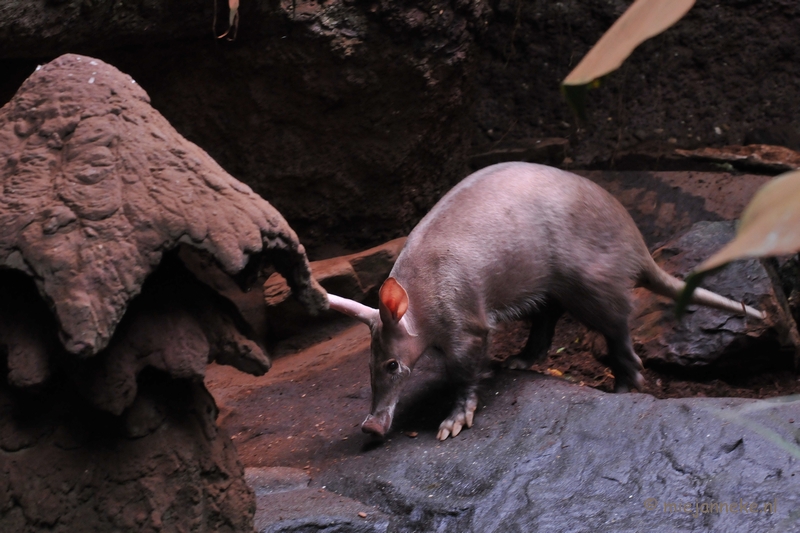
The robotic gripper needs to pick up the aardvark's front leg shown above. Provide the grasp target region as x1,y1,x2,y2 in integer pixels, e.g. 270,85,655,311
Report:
437,330,489,440
437,387,479,440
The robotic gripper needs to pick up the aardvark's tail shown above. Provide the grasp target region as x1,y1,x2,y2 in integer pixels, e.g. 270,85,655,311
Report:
640,260,765,320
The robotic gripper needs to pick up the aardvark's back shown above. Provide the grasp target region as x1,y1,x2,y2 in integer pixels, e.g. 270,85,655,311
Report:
390,162,652,322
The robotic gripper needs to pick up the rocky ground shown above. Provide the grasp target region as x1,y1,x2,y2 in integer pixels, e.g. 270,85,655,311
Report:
207,318,799,532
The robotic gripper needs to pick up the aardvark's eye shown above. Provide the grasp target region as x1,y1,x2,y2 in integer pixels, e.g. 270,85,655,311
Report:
386,360,399,373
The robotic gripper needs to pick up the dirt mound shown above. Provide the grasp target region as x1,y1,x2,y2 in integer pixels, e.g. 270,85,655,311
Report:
0,54,326,532
0,53,325,357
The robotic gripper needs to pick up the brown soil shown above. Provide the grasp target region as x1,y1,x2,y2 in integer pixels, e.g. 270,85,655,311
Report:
492,316,800,400
206,323,377,472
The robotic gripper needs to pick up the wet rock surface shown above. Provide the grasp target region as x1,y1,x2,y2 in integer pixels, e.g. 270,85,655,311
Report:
319,380,800,533
208,322,800,533
245,466,389,532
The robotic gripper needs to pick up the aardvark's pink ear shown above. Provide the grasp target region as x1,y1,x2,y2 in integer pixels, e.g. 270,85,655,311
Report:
379,277,408,323
327,294,379,327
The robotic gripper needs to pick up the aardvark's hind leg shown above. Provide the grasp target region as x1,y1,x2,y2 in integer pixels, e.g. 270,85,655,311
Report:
563,283,644,392
605,332,645,392
504,300,563,370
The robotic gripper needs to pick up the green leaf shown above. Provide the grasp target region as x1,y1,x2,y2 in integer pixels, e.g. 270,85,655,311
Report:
562,0,695,118
560,84,590,122
675,266,721,318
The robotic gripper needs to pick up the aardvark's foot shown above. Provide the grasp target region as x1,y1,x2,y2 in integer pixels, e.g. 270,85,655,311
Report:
502,354,534,370
437,391,479,440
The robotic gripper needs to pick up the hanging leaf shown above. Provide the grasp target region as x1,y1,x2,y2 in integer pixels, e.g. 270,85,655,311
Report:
562,0,695,119
677,169,800,315
229,0,240,28
216,0,240,40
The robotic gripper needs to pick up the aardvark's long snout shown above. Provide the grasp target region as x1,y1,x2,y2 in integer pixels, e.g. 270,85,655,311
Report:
361,411,392,438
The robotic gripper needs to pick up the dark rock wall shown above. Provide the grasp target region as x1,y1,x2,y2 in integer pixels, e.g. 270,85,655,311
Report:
1,2,798,254
474,0,800,163
104,26,474,256
0,0,490,257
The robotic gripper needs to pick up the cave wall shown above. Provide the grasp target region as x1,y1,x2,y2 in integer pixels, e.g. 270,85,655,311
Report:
473,0,800,164
0,0,490,258
1,1,799,251
104,1,490,257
